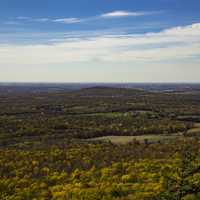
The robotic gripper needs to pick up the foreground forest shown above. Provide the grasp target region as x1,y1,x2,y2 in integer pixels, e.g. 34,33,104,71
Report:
0,84,200,200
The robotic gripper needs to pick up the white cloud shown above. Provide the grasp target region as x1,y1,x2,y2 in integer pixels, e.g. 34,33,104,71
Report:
15,17,49,23
16,16,31,20
15,16,81,24
33,18,49,22
100,10,154,18
53,18,81,24
4,21,21,25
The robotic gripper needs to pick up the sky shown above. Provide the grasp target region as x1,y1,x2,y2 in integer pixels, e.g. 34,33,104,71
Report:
0,0,200,83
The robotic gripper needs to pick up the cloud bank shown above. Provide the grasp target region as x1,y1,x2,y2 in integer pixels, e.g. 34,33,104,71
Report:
0,23,199,64
0,22,200,82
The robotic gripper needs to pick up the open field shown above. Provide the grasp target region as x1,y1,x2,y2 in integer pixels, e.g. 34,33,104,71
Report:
187,123,200,136
89,123,200,144
88,134,180,144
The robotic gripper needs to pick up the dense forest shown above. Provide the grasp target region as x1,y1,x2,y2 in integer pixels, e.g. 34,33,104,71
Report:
0,85,200,200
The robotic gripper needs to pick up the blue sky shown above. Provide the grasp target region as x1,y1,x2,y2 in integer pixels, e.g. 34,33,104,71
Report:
0,0,200,82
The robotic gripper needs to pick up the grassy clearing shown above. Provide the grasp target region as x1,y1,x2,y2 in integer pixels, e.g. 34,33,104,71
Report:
193,123,200,128
88,134,179,144
187,123,200,135
83,112,128,117
88,124,200,144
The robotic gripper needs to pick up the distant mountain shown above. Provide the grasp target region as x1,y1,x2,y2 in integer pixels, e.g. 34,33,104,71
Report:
1,83,200,94
72,86,147,97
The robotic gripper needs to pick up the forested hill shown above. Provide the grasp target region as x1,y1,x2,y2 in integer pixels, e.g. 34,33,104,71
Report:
71,86,148,97
1,83,200,94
